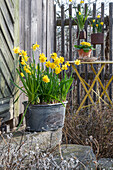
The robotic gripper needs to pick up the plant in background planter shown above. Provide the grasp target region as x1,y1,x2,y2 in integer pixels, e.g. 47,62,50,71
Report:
71,1,88,39
74,41,95,59
12,43,76,132
91,15,104,44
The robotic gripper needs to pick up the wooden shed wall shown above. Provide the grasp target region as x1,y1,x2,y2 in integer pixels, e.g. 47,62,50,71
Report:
19,0,54,57
0,0,19,124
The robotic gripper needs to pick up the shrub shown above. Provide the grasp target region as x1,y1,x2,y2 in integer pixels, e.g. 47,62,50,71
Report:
63,105,113,159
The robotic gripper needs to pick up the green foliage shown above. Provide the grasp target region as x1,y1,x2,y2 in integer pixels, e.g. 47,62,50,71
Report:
12,46,73,105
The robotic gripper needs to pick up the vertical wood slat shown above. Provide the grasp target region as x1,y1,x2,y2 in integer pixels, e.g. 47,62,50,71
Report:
77,4,80,105
69,4,73,108
101,3,105,98
93,3,96,102
54,4,57,52
42,0,47,55
25,0,31,56
84,3,88,106
20,0,25,50
61,5,65,57
109,3,113,101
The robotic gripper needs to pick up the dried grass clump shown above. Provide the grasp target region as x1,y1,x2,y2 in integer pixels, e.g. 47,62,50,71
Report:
63,105,113,159
0,132,84,169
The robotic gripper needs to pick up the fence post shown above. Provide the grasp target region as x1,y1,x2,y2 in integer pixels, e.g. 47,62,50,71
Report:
69,4,73,110
61,4,65,57
101,2,104,98
54,4,56,52
93,3,96,102
109,2,113,101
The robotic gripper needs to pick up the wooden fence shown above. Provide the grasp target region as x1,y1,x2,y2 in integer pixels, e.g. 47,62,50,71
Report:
54,3,113,109
0,0,19,127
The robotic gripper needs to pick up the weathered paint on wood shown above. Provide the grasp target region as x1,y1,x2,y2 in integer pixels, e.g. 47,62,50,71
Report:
109,2,113,100
0,0,19,124
20,0,54,57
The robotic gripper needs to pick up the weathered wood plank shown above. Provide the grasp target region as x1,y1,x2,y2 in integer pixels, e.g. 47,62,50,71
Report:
54,4,56,52
109,2,113,100
14,0,19,118
93,3,96,102
4,0,14,23
19,0,25,50
0,35,14,75
37,0,42,51
25,0,31,56
61,5,65,57
84,3,88,106
42,0,47,55
101,3,105,98
0,97,14,123
77,4,80,106
0,12,14,50
1,0,14,41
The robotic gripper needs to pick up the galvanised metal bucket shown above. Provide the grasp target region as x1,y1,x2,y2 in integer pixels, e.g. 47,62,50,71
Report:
23,101,68,132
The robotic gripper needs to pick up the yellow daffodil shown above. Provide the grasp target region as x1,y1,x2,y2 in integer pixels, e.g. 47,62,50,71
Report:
42,75,50,83
23,66,27,70
25,69,31,74
97,15,100,18
26,64,30,70
35,42,40,48
59,56,64,64
22,50,27,56
21,58,26,65
50,63,56,69
80,0,84,4
62,64,68,70
69,0,72,2
75,59,81,65
55,67,61,74
78,11,81,15
13,47,20,54
100,22,104,25
66,61,70,66
39,53,47,63
54,57,60,65
51,53,57,60
32,45,37,51
22,56,29,62
45,61,51,68
96,24,98,27
93,19,95,23
32,42,40,51
20,73,24,77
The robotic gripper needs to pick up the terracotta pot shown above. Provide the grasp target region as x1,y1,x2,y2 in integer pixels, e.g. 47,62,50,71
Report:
77,30,86,39
78,49,92,58
91,33,104,45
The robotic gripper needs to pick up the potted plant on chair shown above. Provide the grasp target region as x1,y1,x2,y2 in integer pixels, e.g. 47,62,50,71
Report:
91,15,104,45
12,43,75,132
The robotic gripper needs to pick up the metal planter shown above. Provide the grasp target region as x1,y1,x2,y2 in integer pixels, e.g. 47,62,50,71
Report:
91,33,104,45
23,101,67,132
